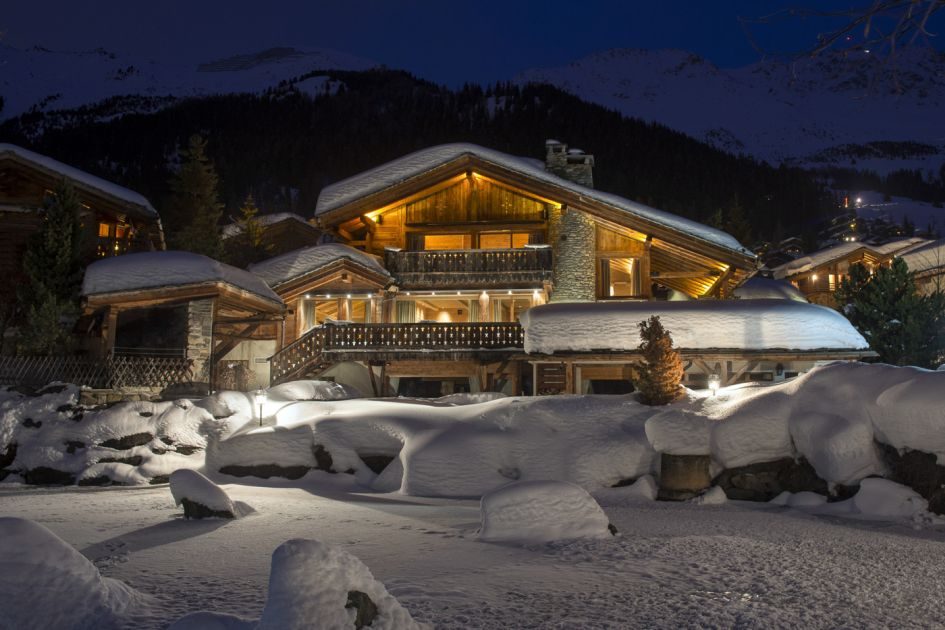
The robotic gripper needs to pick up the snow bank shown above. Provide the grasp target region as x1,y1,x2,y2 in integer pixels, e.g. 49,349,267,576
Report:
692,486,728,505
852,478,929,518
209,395,658,497
258,539,426,630
0,517,148,628
594,475,658,507
170,469,238,515
733,276,807,301
645,409,712,455
249,243,390,289
770,491,828,508
267,379,362,402
520,300,868,353
479,480,613,544
1,387,215,485
81,251,281,304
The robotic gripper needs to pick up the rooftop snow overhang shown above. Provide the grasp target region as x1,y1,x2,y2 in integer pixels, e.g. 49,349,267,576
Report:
314,144,757,270
82,281,285,314
0,144,159,222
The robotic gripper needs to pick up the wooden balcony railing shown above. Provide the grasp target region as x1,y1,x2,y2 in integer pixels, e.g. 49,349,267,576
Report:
384,247,553,288
269,322,524,384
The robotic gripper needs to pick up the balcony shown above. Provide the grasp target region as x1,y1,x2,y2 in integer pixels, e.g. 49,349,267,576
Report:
270,322,524,384
384,247,553,289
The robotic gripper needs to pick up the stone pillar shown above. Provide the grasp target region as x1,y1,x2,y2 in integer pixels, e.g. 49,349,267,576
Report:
549,206,597,302
186,298,214,389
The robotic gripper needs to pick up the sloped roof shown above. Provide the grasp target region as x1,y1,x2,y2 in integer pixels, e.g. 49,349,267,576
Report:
82,251,281,305
771,237,929,279
221,212,313,239
0,143,158,218
249,243,391,289
899,238,945,274
315,143,752,257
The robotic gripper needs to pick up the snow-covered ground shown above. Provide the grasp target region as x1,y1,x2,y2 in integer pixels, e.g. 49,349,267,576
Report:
3,475,945,628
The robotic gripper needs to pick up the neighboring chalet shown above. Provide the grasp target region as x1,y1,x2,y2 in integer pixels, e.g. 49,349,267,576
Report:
80,140,873,396
221,211,322,258
0,144,165,278
898,238,945,295
771,237,928,306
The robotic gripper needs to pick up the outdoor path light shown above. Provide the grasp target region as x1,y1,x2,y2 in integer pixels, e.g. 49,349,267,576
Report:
254,389,267,426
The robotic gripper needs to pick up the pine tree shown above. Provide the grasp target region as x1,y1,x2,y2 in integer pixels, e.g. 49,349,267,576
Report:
632,315,685,405
166,134,224,259
724,195,753,248
835,258,945,368
224,193,272,268
17,179,84,355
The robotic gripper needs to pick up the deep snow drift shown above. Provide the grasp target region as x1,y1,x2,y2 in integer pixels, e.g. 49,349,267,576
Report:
479,480,614,544
0,517,150,629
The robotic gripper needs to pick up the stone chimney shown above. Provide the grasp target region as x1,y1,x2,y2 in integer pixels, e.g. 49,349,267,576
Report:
544,139,594,188
545,139,597,303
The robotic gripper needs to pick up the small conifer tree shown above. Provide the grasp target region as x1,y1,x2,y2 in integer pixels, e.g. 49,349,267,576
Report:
17,179,84,354
632,315,685,405
166,134,224,259
835,258,945,367
224,193,272,268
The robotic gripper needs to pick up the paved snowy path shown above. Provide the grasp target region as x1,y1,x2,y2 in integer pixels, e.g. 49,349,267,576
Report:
2,477,944,629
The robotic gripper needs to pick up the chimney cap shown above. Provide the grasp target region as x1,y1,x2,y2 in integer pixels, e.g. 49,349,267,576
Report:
567,148,585,155
545,138,563,146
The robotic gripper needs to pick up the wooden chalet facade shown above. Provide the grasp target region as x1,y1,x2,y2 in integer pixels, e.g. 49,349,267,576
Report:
254,141,859,397
0,144,165,277
771,238,928,306
78,141,873,396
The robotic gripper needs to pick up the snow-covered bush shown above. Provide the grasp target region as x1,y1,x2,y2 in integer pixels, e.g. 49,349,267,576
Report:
0,517,148,628
479,480,615,544
1,385,215,486
852,478,928,518
258,539,425,629
170,469,251,519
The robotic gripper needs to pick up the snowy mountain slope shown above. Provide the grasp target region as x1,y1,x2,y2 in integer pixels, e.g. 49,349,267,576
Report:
516,48,945,172
0,44,377,121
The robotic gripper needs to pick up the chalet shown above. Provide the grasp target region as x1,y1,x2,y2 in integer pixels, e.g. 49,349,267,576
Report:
899,238,945,296
221,211,322,259
770,237,928,306
0,144,165,276
80,140,874,396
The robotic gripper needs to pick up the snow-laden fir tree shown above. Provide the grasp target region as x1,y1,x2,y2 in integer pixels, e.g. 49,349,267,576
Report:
166,135,224,259
632,315,684,405
17,179,84,354
835,258,945,368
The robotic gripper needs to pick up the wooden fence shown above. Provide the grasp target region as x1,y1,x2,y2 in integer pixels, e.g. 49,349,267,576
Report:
0,355,193,390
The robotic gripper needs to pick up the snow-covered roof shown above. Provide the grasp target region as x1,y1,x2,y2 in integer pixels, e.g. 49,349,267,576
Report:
221,212,313,239
770,237,928,279
519,300,868,354
249,243,391,289
899,238,945,274
82,251,281,304
733,277,807,302
0,143,158,218
315,143,752,257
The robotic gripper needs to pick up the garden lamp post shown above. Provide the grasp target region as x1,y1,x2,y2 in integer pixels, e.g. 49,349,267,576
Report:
708,374,721,397
254,389,267,426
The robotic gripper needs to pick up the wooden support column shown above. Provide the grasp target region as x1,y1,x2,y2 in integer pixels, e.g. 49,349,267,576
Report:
368,362,380,397
641,236,653,298
565,361,574,394
100,306,118,358
508,361,521,396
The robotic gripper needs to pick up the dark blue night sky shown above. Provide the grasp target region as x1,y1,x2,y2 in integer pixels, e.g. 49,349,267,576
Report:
3,1,943,85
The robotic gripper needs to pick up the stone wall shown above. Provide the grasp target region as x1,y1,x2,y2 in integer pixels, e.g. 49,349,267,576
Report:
550,207,596,302
186,298,214,387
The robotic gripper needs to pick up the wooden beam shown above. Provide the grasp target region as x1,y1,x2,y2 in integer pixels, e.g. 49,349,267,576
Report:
724,360,758,386
368,363,380,397
650,270,713,279
705,265,735,298
359,214,377,234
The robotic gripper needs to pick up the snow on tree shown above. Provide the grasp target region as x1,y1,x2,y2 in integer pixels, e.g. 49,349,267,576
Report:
632,315,684,405
835,257,945,367
166,134,224,259
17,179,84,355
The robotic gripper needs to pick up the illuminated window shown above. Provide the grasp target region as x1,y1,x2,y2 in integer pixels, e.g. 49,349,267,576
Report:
115,224,128,239
423,234,470,250
98,222,111,238
479,232,534,249
599,258,642,297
